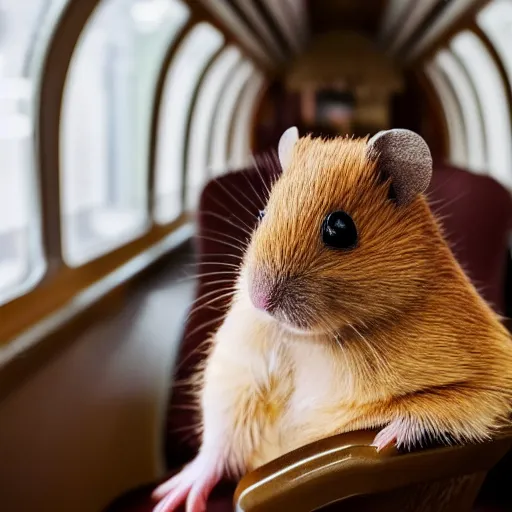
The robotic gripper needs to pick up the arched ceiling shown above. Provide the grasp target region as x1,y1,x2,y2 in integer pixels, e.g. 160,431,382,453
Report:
307,0,388,36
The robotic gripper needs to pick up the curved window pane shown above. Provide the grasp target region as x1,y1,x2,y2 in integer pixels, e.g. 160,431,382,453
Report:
61,0,189,266
210,61,254,175
451,31,512,189
478,1,512,90
185,46,241,210
229,72,265,168
0,0,65,303
435,50,487,174
424,61,467,168
154,23,224,224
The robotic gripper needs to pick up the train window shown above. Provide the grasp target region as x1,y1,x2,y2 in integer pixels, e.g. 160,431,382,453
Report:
0,1,60,304
478,1,512,92
434,50,487,174
210,61,255,175
186,46,242,210
60,0,190,266
424,62,467,168
154,23,224,224
229,71,265,168
451,31,512,189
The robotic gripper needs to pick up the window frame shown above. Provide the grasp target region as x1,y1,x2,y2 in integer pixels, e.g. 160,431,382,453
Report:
183,45,242,210
424,60,468,168
208,60,255,174
433,48,487,174
228,71,267,169
0,0,72,307
0,0,264,362
450,29,512,187
153,22,225,225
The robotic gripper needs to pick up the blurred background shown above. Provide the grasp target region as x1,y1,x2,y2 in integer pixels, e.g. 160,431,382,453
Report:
0,0,511,511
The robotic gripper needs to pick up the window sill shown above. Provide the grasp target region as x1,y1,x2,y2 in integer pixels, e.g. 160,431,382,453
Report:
0,215,193,357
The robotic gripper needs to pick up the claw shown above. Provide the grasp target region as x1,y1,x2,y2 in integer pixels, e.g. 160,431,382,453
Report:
372,417,422,452
371,423,399,452
152,452,224,512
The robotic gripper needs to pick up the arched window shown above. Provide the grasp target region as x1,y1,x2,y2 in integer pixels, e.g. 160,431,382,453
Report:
434,49,487,174
478,0,512,91
185,46,241,210
424,61,468,168
451,31,512,189
209,60,255,175
229,71,266,168
0,0,66,304
61,0,190,266
154,22,224,224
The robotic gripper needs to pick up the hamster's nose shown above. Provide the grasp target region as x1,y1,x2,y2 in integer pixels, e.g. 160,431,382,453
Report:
249,272,274,312
251,288,270,311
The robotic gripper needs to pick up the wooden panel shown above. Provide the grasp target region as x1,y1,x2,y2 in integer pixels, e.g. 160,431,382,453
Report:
307,0,388,35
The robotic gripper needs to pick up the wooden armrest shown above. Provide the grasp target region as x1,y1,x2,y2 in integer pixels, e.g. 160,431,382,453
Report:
234,429,512,512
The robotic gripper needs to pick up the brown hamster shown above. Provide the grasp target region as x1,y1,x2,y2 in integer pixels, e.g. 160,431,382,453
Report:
152,128,512,512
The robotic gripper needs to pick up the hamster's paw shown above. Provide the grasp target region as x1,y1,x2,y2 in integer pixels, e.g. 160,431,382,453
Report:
152,452,224,512
372,417,422,452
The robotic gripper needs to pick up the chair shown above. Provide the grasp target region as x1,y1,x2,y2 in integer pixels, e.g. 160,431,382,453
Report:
105,155,512,512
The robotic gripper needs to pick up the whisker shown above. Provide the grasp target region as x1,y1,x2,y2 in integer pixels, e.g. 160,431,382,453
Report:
200,211,254,239
185,261,241,269
174,270,238,284
186,290,236,320
193,235,245,253
201,200,255,236
201,226,250,247
185,315,226,341
250,154,273,200
241,170,268,211
174,338,213,373
196,253,243,261
213,170,264,221
186,285,237,312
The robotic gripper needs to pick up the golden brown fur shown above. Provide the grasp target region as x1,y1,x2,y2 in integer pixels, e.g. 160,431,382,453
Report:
202,134,512,473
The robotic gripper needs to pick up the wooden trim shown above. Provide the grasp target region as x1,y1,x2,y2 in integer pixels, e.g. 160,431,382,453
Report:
181,0,276,74
0,8,196,346
449,47,489,166
182,45,226,208
0,217,189,344
381,0,419,49
148,19,195,219
408,0,492,65
249,81,269,154
0,223,194,406
37,0,102,274
469,23,512,148
0,0,274,354
206,59,245,177
226,71,255,161
414,69,450,162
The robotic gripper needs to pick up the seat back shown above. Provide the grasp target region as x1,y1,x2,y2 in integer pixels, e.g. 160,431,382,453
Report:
165,153,281,467
427,163,512,315
165,156,512,477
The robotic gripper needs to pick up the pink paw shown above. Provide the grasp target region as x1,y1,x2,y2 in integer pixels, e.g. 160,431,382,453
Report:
152,452,224,512
372,418,420,452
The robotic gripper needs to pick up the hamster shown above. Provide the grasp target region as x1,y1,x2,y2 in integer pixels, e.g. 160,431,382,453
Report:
152,128,512,512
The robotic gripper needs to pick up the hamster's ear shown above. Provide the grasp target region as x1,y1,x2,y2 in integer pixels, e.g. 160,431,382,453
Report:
367,128,432,206
278,126,299,171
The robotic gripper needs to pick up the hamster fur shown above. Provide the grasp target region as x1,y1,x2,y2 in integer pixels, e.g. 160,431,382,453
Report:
152,133,512,512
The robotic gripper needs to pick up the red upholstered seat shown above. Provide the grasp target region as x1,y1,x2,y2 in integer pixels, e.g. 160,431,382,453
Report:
427,162,512,315
105,156,512,512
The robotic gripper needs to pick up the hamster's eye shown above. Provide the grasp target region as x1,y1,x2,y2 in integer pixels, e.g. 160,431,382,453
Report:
257,209,265,221
322,211,358,250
